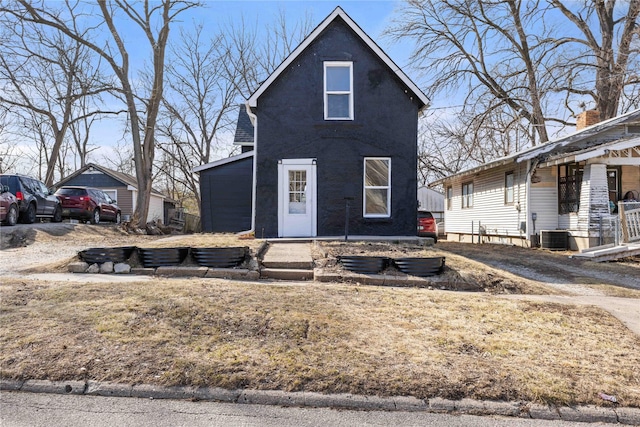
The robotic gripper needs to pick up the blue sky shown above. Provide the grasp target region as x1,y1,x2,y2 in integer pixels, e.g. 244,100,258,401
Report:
189,0,410,67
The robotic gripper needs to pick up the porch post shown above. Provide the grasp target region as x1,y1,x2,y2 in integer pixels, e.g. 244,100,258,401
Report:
577,163,609,236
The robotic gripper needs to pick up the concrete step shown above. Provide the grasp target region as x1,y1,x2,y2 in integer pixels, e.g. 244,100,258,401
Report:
261,243,314,270
262,260,314,269
260,268,314,281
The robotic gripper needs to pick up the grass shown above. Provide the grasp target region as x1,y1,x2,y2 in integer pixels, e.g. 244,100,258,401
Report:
1,276,639,407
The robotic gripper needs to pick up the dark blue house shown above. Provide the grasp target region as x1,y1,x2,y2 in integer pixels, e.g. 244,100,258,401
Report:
195,7,429,237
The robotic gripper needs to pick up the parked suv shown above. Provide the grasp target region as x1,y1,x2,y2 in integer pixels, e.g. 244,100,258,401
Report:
417,210,437,242
0,184,19,226
55,186,121,224
0,174,62,223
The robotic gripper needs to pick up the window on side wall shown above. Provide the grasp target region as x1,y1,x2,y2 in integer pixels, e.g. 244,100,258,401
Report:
505,172,514,204
364,157,391,217
446,186,452,210
324,62,353,120
462,181,473,208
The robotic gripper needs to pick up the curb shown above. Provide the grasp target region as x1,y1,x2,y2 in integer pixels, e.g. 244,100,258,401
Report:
2,379,638,424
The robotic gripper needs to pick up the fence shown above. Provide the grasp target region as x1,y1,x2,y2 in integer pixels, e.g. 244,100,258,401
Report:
619,201,640,243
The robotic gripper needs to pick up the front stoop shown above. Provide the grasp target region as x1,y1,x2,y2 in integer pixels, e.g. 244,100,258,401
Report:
260,243,314,280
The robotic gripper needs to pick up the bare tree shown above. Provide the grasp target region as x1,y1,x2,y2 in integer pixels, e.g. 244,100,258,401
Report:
388,0,640,183
154,26,237,214
2,0,200,227
155,10,314,215
0,8,113,186
549,0,640,121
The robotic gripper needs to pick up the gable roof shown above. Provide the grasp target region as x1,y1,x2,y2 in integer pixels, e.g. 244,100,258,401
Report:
233,104,254,145
54,163,167,198
432,108,640,184
247,6,429,109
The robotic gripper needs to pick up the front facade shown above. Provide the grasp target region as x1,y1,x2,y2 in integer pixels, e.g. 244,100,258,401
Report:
438,109,640,251
250,7,427,238
197,7,428,237
54,163,171,224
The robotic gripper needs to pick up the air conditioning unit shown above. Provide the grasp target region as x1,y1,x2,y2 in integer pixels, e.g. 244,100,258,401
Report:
540,230,568,251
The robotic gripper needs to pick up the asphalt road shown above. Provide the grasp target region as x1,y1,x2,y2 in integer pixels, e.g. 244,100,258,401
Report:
0,392,622,427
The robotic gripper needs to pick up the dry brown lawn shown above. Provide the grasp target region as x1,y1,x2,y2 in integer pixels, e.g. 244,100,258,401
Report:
1,276,639,407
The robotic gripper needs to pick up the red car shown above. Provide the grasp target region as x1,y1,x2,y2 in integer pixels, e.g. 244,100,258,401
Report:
55,186,121,224
0,184,18,226
417,211,437,242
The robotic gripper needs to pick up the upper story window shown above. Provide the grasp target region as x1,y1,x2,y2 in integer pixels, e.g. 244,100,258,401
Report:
364,157,391,217
505,171,514,204
462,181,474,208
324,61,353,120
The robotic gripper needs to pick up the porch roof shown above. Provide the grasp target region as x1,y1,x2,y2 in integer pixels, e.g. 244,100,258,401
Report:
539,136,640,167
430,108,640,186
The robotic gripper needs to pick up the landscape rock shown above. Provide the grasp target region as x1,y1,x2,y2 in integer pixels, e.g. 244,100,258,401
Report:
100,261,114,274
86,263,100,273
68,261,89,273
114,263,131,274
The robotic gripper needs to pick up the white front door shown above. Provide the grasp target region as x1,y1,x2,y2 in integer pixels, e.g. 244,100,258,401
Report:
278,159,317,237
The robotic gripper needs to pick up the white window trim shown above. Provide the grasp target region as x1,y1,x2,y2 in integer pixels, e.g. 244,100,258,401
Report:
363,157,391,218
324,61,353,120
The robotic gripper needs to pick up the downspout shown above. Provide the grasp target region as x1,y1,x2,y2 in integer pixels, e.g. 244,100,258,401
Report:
238,102,258,236
525,158,540,247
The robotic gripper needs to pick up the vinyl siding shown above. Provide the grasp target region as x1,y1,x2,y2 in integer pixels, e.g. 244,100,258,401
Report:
445,162,528,237
530,166,559,232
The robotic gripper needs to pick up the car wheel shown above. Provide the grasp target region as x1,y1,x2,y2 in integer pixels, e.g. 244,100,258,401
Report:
22,203,36,224
5,204,18,226
115,212,121,224
52,205,63,223
90,208,100,225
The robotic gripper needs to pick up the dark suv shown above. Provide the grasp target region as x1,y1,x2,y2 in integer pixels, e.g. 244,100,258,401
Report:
55,186,121,224
0,174,62,223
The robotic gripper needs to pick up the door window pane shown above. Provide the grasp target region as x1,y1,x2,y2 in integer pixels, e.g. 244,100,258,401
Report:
288,170,307,214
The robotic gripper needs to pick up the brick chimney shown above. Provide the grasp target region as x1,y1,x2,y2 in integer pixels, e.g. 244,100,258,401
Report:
576,109,600,130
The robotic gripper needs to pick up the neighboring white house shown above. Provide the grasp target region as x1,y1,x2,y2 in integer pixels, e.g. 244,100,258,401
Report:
432,109,640,251
418,186,444,222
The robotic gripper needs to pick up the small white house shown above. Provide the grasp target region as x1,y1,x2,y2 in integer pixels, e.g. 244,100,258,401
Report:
433,109,640,251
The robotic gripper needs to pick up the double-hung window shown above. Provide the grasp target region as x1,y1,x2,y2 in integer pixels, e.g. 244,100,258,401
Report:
462,181,473,208
446,186,452,210
324,61,353,120
504,172,514,204
364,157,391,217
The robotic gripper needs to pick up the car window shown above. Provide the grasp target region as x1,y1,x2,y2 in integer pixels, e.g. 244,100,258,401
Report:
56,188,87,196
24,178,39,193
91,189,105,202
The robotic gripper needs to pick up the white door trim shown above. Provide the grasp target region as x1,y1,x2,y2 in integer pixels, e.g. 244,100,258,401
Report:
278,159,317,237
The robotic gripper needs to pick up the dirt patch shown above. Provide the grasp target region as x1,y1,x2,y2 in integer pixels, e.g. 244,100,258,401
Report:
435,242,640,296
313,241,562,295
